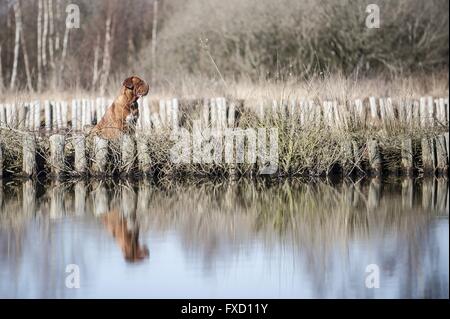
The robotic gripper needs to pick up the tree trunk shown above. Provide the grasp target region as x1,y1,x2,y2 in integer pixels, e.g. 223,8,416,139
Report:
37,0,43,92
10,1,21,90
151,0,158,85
99,14,113,95
59,23,70,87
55,0,61,51
42,0,48,68
16,1,34,92
0,46,4,91
92,34,101,89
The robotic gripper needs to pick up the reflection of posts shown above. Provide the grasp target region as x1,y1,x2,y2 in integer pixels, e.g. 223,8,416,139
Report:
92,182,108,216
367,178,381,210
74,181,86,216
22,180,36,217
50,182,65,218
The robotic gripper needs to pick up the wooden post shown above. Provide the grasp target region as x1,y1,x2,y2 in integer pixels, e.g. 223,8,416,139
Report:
55,101,62,129
0,104,5,127
171,98,179,131
61,101,68,129
228,102,236,128
49,134,65,177
421,138,435,175
369,97,378,126
165,99,172,128
95,97,101,123
22,133,36,177
74,134,87,175
367,139,382,175
427,96,435,127
71,99,77,130
33,101,40,130
92,135,108,174
143,97,151,129
136,133,151,174
210,98,217,127
17,103,26,130
77,99,83,130
435,134,448,175
44,100,51,131
401,138,414,176
354,99,365,128
419,97,427,127
202,98,210,127
121,134,135,174
159,99,166,126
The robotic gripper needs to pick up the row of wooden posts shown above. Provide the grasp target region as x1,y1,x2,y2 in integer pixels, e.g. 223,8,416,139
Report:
2,130,448,179
0,96,448,132
0,96,449,179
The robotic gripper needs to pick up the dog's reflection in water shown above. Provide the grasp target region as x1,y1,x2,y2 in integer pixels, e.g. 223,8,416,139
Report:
102,209,149,262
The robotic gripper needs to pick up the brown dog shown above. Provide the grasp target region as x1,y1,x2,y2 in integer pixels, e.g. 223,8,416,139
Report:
102,209,149,262
91,76,149,139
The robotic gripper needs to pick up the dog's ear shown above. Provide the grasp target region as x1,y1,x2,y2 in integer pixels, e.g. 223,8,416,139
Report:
122,77,134,89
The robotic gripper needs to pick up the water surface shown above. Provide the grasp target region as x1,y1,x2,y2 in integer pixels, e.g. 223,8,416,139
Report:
0,178,448,298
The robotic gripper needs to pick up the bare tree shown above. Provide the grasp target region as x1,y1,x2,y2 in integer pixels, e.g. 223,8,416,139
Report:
0,46,4,91
16,1,34,92
42,0,49,68
151,0,158,85
37,0,43,92
9,1,21,90
92,34,101,88
99,13,113,95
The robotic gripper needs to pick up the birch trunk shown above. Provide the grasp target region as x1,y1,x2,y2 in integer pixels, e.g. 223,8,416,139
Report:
151,0,158,84
10,1,21,90
16,1,34,92
37,0,43,92
92,34,100,88
42,0,49,67
0,46,4,91
99,14,113,95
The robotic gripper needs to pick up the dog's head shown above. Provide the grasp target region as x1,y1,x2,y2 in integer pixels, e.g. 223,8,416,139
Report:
122,76,150,102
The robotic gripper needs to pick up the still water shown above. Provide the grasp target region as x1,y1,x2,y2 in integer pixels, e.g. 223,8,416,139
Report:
0,178,448,298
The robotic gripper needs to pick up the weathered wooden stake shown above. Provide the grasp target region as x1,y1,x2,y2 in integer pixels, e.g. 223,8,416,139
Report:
421,138,435,175
49,134,65,177
74,134,87,174
0,104,5,127
121,134,136,174
435,134,448,175
228,102,236,128
367,139,382,175
136,133,151,174
93,135,108,174
401,138,414,175
22,133,36,177
44,100,51,131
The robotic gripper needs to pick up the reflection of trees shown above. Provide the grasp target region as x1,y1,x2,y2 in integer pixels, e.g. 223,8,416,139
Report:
0,177,448,298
